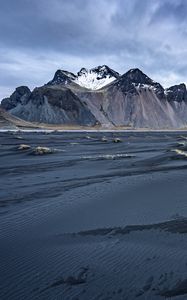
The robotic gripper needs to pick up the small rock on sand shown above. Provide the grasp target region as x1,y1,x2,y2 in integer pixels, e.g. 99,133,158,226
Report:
101,137,108,142
32,146,54,155
18,144,31,150
113,138,122,143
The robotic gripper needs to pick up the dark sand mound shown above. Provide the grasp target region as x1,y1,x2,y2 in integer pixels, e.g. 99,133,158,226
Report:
75,218,187,236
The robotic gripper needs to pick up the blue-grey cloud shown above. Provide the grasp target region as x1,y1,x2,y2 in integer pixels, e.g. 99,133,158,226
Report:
0,0,187,99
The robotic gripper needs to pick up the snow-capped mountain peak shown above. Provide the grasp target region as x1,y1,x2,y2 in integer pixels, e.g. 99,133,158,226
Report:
75,65,120,90
48,65,120,90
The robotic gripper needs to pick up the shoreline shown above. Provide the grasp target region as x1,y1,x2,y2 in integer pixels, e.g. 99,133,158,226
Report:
1,128,187,133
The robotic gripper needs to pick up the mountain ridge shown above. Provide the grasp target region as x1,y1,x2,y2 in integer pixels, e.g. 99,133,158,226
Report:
47,65,120,90
1,66,187,129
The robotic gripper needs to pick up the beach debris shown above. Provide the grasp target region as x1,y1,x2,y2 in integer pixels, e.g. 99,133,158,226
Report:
31,146,54,155
177,141,187,147
101,136,108,142
178,135,187,140
83,153,135,160
171,149,187,158
18,144,31,150
113,138,122,143
70,142,79,145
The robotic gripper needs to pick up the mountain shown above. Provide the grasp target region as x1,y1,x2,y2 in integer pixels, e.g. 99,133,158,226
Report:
1,86,31,110
47,70,77,86
116,68,165,99
48,65,120,90
1,66,187,129
1,85,97,126
165,83,187,102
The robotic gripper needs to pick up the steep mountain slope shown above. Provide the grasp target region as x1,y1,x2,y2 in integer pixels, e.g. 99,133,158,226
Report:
0,108,39,129
1,86,31,110
3,86,97,126
71,69,187,128
165,83,187,123
47,70,76,86
1,66,187,128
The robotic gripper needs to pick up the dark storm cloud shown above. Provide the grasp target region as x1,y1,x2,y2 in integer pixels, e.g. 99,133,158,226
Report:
0,0,187,98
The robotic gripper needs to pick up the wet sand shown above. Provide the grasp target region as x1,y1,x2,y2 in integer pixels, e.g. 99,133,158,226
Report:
0,131,187,299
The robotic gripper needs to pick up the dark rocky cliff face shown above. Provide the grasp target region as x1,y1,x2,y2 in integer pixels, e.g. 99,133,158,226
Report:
164,84,187,123
47,70,76,85
3,86,97,126
166,84,187,103
1,67,187,128
116,69,165,100
1,86,31,110
77,65,120,80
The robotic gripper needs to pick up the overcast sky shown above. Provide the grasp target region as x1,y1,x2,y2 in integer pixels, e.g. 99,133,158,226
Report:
0,0,187,99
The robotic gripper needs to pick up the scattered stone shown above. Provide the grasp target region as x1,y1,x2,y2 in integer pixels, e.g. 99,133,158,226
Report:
171,149,187,158
113,138,122,143
31,146,54,155
18,144,31,150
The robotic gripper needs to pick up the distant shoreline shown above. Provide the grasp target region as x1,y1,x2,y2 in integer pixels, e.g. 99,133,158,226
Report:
1,128,187,133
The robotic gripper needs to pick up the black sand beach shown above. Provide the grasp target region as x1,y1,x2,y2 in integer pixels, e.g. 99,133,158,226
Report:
0,131,187,299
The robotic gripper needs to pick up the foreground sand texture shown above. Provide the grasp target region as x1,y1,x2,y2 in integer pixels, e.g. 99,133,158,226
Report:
0,131,187,299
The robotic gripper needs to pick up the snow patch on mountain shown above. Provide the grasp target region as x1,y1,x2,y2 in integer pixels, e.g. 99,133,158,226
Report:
49,66,120,90
74,67,118,90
